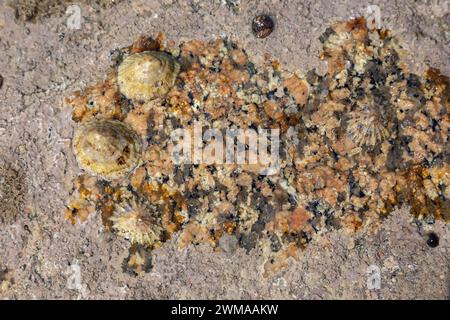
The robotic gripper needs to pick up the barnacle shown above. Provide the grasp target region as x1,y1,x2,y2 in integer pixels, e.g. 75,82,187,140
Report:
346,105,390,148
117,51,180,102
110,199,163,247
72,119,142,180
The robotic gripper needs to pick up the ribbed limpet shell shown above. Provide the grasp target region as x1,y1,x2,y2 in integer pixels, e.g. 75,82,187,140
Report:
73,119,142,180
110,200,163,247
347,106,390,149
117,51,180,102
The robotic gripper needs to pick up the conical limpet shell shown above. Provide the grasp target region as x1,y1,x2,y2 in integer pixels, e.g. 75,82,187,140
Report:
117,51,180,102
110,199,163,247
347,106,390,149
73,119,142,180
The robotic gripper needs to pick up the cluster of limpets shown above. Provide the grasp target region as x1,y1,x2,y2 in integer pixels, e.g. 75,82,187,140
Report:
72,50,180,181
71,46,180,246
66,18,448,276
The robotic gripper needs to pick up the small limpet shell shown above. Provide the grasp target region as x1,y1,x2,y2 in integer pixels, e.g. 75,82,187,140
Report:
347,106,390,148
73,119,142,180
117,51,180,102
110,200,163,247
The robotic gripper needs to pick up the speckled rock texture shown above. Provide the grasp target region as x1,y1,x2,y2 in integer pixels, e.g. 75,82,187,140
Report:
0,0,448,299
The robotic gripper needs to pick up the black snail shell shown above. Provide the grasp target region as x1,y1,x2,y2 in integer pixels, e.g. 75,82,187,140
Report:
252,15,275,39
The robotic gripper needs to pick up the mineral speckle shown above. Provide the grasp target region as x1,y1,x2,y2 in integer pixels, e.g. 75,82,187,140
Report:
0,266,14,293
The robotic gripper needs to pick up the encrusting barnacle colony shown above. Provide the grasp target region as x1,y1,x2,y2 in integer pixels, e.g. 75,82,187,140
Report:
65,17,449,276
118,51,180,103
72,119,142,180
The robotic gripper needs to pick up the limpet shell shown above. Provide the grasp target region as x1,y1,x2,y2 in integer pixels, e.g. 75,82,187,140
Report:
347,106,390,148
117,51,180,102
73,119,142,180
110,200,163,247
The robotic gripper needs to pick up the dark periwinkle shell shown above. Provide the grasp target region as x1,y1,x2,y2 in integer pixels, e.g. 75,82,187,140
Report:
252,15,274,39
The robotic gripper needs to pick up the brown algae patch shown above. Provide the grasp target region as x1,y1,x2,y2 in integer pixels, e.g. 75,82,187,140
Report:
64,17,449,276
